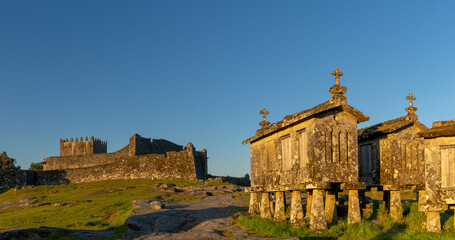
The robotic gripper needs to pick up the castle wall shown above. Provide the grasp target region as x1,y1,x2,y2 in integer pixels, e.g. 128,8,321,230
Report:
0,170,69,188
34,134,208,185
60,150,198,183
150,139,184,154
194,149,208,179
129,134,152,156
0,150,199,188
44,146,129,170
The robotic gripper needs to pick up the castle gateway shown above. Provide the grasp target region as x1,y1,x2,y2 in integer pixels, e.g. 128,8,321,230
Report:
43,134,207,183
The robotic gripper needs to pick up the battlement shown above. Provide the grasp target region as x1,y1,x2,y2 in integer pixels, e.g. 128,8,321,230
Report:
60,136,107,156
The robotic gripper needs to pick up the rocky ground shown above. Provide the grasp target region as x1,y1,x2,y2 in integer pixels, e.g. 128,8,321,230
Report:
0,183,293,240
124,183,286,240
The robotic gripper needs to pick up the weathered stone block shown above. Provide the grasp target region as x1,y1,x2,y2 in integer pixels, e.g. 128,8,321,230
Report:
149,201,165,209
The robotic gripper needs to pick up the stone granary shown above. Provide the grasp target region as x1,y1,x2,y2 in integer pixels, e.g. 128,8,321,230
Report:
357,93,428,220
418,119,455,232
243,68,369,230
43,134,208,182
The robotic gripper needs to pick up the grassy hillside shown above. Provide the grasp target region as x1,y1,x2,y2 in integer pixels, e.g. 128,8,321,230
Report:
0,179,227,231
3,181,455,239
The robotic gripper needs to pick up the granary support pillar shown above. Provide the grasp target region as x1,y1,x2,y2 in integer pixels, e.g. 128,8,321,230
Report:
260,192,272,219
453,211,455,229
390,190,403,221
417,190,426,212
383,190,390,210
359,190,367,209
248,192,260,215
306,190,313,218
325,190,337,224
426,211,441,233
348,190,361,224
310,189,327,231
290,190,304,226
274,191,286,221
269,193,275,217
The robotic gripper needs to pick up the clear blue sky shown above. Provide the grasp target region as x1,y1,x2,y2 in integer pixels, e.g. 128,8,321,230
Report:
1,1,454,177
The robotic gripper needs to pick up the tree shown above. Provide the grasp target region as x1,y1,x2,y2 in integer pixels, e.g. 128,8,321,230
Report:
0,151,20,172
29,162,44,171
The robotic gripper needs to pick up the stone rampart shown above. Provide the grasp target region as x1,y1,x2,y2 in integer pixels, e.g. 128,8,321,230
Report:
22,134,209,186
44,146,130,170
0,170,69,189
1,148,200,188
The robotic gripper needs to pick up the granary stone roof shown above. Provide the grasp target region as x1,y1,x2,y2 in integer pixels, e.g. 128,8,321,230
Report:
243,99,369,144
358,114,428,141
418,119,455,138
358,92,429,141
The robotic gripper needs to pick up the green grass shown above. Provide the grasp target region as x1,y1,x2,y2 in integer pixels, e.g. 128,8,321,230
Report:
235,200,455,239
0,179,226,231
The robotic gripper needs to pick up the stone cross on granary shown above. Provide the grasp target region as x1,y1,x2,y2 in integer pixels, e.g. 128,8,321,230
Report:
329,67,347,102
405,92,418,115
331,67,343,86
406,92,416,107
259,108,270,128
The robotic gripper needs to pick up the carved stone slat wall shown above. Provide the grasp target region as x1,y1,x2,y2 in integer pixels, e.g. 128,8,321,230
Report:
441,147,455,188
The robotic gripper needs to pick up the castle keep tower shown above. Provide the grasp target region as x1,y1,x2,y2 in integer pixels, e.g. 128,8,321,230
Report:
60,136,107,156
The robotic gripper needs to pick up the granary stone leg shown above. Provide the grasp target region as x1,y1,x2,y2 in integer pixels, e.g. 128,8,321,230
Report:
310,189,327,231
260,192,272,219
348,190,361,224
453,210,455,229
290,190,304,226
270,198,275,217
426,211,441,233
390,190,403,221
418,190,426,212
274,191,286,221
248,192,260,215
325,190,337,224
383,190,390,210
359,190,367,209
306,190,313,218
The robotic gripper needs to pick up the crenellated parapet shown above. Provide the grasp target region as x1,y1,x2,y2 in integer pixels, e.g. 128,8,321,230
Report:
60,136,107,156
